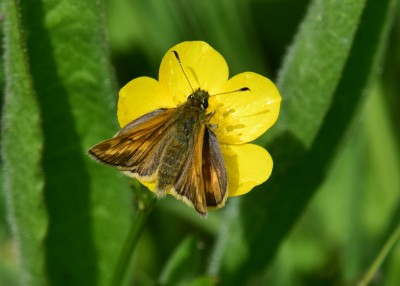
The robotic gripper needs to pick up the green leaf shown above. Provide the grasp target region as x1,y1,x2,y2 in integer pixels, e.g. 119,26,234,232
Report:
187,275,215,286
2,0,47,285
159,236,203,286
210,0,398,284
13,0,132,285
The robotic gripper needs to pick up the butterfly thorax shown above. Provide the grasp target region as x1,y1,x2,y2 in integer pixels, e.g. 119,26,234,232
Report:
156,89,209,195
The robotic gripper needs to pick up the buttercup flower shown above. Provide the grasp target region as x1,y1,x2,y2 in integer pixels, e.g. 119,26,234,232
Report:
118,41,281,198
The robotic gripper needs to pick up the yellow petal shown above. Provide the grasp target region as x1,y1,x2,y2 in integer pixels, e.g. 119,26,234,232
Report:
221,143,273,197
209,72,281,144
117,76,174,127
142,181,156,192
159,41,229,105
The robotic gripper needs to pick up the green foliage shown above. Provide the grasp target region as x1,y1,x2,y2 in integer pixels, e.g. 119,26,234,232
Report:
2,1,46,285
2,0,131,285
159,236,204,286
1,0,399,285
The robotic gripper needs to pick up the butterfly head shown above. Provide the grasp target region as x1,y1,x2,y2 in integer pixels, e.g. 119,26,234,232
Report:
187,89,209,110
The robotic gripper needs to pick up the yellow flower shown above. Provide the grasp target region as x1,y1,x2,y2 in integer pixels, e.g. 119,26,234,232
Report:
118,41,281,198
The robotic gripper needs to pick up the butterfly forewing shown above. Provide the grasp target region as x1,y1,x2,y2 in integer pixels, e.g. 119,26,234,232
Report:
171,121,207,215
88,108,177,181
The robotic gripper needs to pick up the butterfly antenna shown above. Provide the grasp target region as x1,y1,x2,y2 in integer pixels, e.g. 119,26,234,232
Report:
172,51,195,93
211,87,251,97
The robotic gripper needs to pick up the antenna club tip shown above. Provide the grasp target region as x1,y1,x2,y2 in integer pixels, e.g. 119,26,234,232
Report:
171,50,180,60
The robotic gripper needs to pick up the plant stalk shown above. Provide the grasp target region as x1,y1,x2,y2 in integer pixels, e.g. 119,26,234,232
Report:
110,184,157,286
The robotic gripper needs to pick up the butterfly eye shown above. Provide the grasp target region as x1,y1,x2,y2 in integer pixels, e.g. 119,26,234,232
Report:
202,99,208,109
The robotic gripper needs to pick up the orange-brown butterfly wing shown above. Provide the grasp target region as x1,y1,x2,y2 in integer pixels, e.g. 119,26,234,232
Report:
169,125,227,216
88,108,177,181
202,129,228,208
171,121,208,216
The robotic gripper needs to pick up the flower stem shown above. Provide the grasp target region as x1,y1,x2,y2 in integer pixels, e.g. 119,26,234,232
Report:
110,183,157,286
357,218,400,286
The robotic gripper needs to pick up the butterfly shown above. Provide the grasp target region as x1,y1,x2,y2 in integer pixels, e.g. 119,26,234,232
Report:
88,51,248,216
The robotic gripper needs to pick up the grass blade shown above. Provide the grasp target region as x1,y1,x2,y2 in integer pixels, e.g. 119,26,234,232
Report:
18,0,132,284
2,0,47,284
210,0,397,283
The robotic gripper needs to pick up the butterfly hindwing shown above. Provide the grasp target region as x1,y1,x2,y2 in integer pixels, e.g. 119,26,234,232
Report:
202,128,228,208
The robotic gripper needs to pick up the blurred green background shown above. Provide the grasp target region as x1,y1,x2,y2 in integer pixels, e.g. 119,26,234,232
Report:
1,0,399,285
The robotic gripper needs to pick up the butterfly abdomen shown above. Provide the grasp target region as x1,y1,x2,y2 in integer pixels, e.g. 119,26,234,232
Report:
156,137,189,195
